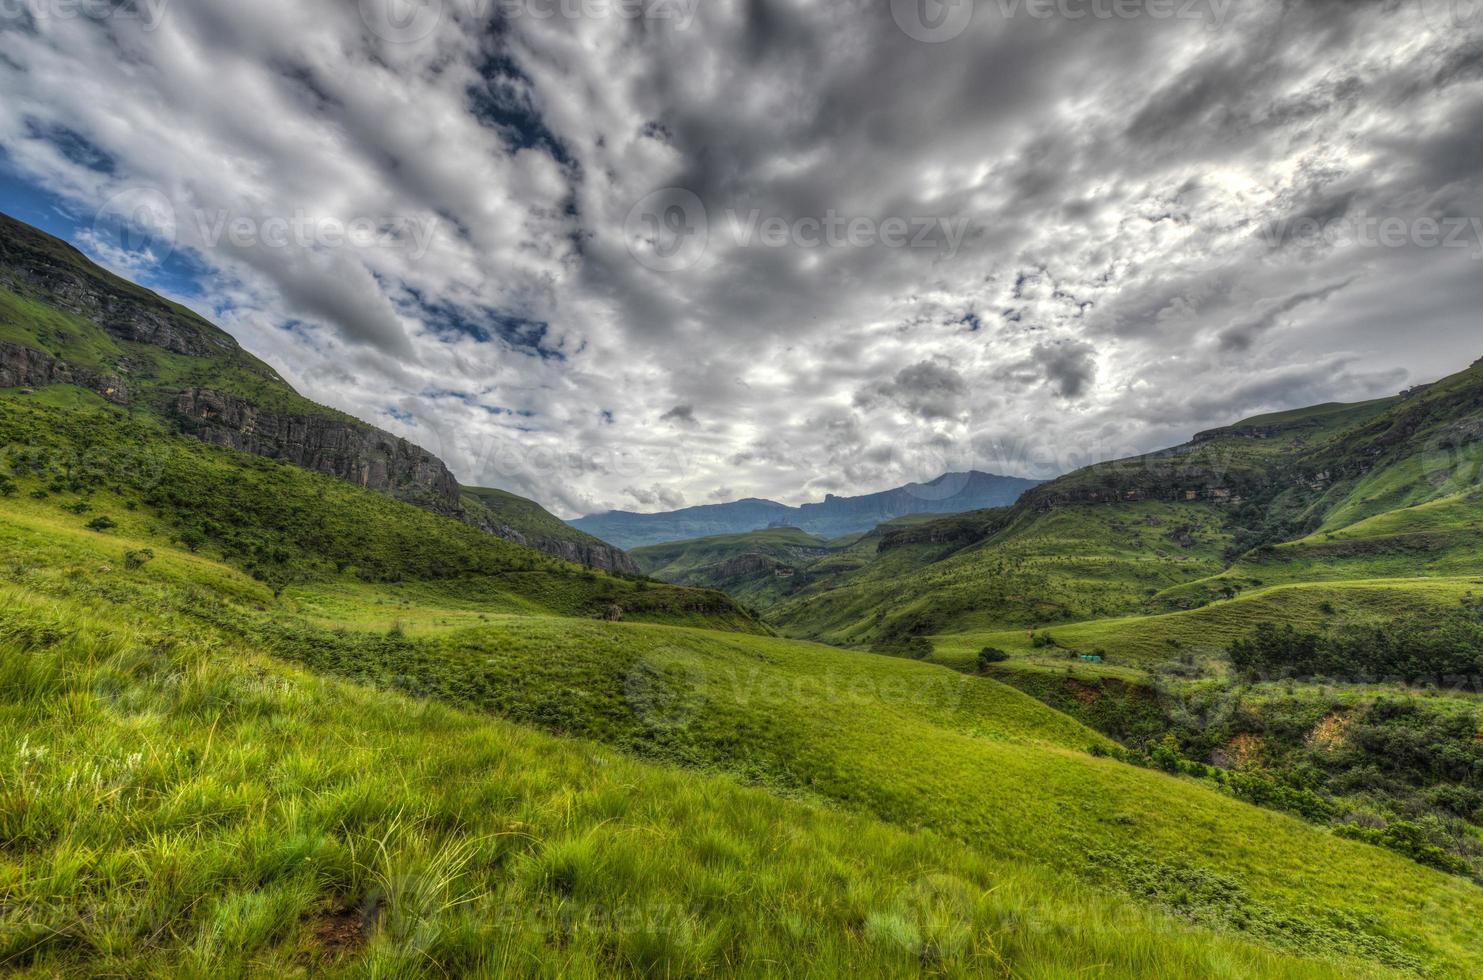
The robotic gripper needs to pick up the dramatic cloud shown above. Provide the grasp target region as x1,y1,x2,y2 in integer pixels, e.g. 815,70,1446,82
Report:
1,0,1479,515
1031,341,1098,399
856,360,969,420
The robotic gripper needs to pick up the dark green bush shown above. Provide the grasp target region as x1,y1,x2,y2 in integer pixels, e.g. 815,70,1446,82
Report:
976,647,1010,672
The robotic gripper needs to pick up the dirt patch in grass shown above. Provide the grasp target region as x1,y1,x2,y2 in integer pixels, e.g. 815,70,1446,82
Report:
310,906,367,958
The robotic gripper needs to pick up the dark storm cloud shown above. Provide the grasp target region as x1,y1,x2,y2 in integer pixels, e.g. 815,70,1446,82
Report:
857,360,970,421
660,404,697,425
1032,341,1098,399
0,0,1479,513
1217,278,1355,352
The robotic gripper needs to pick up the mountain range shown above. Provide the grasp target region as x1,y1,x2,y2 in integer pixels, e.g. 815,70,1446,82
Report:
569,470,1043,548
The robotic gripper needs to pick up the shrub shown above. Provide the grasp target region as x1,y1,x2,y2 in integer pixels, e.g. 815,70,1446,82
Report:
1151,734,1183,774
123,549,155,570
1334,821,1469,875
85,516,118,532
976,647,1010,672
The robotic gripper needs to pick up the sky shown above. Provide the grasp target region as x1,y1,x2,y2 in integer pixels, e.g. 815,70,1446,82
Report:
1,0,1480,518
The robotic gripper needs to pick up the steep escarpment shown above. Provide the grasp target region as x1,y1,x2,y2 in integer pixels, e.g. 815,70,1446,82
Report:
172,388,463,514
464,507,638,573
0,212,632,570
0,214,237,360
794,471,1042,535
574,472,1043,549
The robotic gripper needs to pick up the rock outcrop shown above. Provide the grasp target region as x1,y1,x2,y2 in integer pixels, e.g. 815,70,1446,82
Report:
0,341,130,405
706,553,793,580
171,388,462,515
465,512,641,574
0,218,235,360
877,510,1014,552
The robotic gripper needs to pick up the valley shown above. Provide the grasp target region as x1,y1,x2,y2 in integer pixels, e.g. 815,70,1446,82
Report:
2,211,1482,977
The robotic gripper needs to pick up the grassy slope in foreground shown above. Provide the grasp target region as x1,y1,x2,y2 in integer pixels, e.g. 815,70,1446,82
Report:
1,490,1480,977
1,584,1379,979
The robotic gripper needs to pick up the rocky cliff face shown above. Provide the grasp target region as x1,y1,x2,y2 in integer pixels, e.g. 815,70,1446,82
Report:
171,388,463,515
0,341,131,404
877,510,1014,552
465,511,640,574
0,220,236,360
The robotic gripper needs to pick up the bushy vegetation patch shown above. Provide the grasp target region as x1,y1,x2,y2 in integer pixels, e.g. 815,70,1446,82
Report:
1230,602,1483,684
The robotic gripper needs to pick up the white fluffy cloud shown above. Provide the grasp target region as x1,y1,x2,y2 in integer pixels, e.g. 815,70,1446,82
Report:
1,0,1479,515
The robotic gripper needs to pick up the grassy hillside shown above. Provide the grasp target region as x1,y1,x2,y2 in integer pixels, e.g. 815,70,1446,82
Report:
770,501,1235,648
3,424,1483,976
3,582,1398,978
462,486,606,549
759,363,1483,653
930,577,1482,669
0,213,635,571
0,391,755,631
460,485,640,573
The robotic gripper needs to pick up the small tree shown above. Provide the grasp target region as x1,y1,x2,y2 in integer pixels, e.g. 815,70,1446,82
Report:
976,647,1010,673
1151,734,1183,774
86,516,117,532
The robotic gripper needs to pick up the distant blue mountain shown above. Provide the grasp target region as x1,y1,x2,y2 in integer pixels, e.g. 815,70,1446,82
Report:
570,471,1043,549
